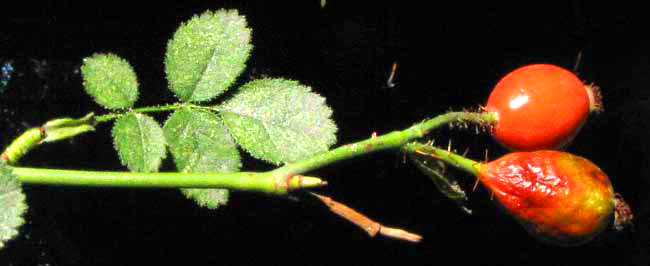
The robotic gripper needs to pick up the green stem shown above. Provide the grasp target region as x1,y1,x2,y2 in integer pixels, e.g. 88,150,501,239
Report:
5,111,495,193
1,104,223,164
401,142,481,177
95,103,224,123
0,128,44,165
94,103,186,123
11,167,325,195
271,111,494,177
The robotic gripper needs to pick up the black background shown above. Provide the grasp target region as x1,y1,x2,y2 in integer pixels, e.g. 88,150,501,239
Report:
1,1,649,265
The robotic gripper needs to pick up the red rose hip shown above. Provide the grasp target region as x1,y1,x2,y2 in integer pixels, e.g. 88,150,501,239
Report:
485,64,601,151
478,150,615,246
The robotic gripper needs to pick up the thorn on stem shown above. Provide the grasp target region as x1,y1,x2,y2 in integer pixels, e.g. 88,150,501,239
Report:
441,161,447,176
472,178,480,192
573,49,583,73
385,62,398,88
414,149,441,159
462,147,470,157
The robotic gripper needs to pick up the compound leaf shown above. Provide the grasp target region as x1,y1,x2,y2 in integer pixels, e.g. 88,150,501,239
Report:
163,108,241,209
0,163,27,249
165,9,252,102
112,113,166,172
221,78,337,165
81,53,139,109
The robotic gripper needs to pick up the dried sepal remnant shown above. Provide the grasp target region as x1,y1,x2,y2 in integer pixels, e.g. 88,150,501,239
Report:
613,193,634,232
584,83,604,113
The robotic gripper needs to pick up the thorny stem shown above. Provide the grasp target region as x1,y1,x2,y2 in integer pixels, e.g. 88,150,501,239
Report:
3,111,495,193
1,111,495,244
271,111,495,177
1,103,219,163
401,141,482,178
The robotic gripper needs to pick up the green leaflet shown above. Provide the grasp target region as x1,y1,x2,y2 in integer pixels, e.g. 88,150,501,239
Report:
221,78,337,165
165,9,252,102
112,113,166,172
163,108,241,209
81,53,139,109
164,108,241,172
0,163,27,249
180,187,230,210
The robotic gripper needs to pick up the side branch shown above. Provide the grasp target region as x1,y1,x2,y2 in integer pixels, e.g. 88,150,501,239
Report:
402,142,481,177
272,111,494,176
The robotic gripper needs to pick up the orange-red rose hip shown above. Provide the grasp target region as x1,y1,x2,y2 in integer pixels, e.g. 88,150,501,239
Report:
478,150,615,246
485,64,599,151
